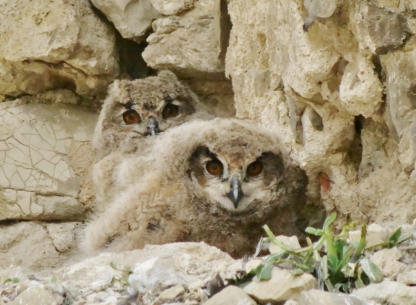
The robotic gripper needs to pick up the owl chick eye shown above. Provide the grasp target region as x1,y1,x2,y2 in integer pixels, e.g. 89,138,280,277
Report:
162,103,180,119
205,160,223,176
122,109,141,124
246,161,263,177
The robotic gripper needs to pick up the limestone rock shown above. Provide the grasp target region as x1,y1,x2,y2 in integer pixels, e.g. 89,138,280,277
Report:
380,38,416,172
338,56,383,117
348,224,391,248
269,235,301,255
143,0,229,77
0,0,119,98
349,2,407,53
243,267,317,303
91,0,160,42
397,270,416,286
370,248,406,279
184,79,235,117
0,94,97,221
56,242,240,304
0,222,78,269
352,280,416,305
7,284,64,305
288,289,376,305
150,0,196,15
204,286,256,305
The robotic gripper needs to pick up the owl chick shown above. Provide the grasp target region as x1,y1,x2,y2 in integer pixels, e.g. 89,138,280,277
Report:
93,70,210,158
92,71,211,211
83,119,315,257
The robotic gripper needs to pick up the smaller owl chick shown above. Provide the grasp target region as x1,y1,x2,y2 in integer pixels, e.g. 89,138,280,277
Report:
92,71,211,211
93,70,210,158
83,119,316,257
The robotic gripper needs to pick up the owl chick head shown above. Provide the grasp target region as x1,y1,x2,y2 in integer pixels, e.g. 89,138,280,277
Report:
153,119,307,219
94,70,204,157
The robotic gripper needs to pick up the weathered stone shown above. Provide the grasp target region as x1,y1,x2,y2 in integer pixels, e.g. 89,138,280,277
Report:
370,247,406,279
269,235,301,255
397,269,416,285
349,2,407,53
150,0,196,15
349,224,391,248
0,0,119,98
0,222,76,269
91,0,160,42
243,267,317,303
58,243,240,305
287,289,375,305
0,94,97,221
184,79,235,117
380,38,416,172
158,285,186,302
338,56,383,117
8,284,64,305
204,286,256,305
143,0,228,77
352,280,416,305
46,222,79,253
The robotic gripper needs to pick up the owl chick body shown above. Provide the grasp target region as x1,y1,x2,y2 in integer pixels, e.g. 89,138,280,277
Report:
92,71,211,211
83,119,313,257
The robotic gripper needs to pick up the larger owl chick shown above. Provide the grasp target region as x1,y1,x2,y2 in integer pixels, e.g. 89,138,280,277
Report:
92,71,212,211
83,119,317,257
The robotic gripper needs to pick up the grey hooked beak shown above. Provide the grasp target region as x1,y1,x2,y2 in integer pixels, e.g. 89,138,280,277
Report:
226,175,244,208
145,116,160,136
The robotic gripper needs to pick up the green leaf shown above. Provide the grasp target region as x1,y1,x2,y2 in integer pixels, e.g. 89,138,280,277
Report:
334,245,354,273
354,224,367,259
323,213,337,230
360,258,383,283
110,262,117,270
257,261,273,280
305,227,324,236
388,227,402,248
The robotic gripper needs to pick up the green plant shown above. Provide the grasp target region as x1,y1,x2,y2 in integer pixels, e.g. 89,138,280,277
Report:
253,213,410,293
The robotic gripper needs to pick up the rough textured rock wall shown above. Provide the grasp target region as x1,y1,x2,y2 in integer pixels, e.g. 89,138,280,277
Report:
226,0,416,226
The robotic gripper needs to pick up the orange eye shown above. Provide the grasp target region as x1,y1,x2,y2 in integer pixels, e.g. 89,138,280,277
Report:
247,161,263,177
206,160,223,176
123,109,141,124
162,103,180,119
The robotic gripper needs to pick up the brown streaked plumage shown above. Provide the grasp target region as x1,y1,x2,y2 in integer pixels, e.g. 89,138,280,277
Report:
83,119,321,257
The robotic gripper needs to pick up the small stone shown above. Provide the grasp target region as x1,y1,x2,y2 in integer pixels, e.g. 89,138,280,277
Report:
397,269,416,285
8,284,63,305
352,280,416,305
158,285,185,301
370,247,406,278
289,289,372,305
204,286,256,305
349,224,391,247
243,267,317,303
269,235,301,255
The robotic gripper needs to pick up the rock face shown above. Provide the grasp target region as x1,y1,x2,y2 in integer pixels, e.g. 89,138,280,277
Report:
0,243,241,305
225,0,416,225
90,0,160,43
0,92,97,222
0,0,119,99
143,0,229,77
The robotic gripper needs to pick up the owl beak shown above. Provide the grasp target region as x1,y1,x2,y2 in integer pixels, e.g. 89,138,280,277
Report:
226,175,244,208
146,116,160,136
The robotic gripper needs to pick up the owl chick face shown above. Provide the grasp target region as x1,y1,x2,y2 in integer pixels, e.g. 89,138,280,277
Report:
96,71,201,156
111,92,195,138
189,144,284,215
111,81,196,139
